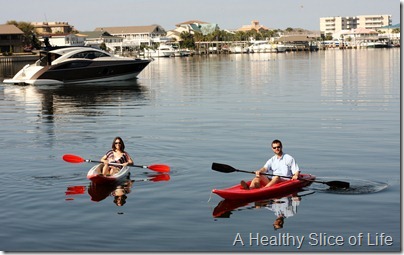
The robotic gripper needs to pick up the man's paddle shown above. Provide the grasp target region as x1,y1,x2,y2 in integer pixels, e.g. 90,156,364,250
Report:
63,154,170,172
211,162,349,189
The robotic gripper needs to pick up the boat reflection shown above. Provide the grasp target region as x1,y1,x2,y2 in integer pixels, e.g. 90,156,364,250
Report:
65,173,170,206
2,80,151,147
3,79,150,114
213,191,314,230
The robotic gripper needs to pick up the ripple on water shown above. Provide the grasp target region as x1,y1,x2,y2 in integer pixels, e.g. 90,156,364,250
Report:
308,177,389,194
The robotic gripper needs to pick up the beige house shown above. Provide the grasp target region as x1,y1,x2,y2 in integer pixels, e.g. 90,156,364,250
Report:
0,24,24,53
94,25,167,47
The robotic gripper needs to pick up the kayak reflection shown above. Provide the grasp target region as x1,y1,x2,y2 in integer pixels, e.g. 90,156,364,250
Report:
213,191,314,230
88,178,134,205
65,173,170,205
89,173,170,205
267,195,302,230
111,180,133,206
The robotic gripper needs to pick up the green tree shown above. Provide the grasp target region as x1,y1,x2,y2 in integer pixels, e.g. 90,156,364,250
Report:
179,32,195,49
285,27,294,33
193,31,205,42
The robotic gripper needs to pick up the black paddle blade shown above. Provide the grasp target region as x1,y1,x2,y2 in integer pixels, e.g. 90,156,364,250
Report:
326,181,350,189
211,163,236,173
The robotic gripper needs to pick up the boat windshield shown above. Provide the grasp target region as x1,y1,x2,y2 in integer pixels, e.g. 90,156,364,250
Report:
37,52,62,66
70,51,110,59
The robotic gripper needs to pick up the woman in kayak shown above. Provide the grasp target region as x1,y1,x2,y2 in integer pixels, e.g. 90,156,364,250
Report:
100,137,134,176
241,139,300,189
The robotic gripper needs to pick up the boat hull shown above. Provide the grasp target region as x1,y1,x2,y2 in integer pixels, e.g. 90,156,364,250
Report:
3,59,151,85
87,164,130,184
212,173,315,200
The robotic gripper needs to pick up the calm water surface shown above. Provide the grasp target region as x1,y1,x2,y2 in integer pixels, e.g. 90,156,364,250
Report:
0,49,400,252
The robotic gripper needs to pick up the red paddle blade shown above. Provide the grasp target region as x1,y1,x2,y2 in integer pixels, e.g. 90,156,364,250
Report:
150,174,170,182
65,186,86,195
63,154,85,163
148,164,170,172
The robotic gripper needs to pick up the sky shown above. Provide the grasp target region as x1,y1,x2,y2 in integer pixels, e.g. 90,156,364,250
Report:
2,0,401,31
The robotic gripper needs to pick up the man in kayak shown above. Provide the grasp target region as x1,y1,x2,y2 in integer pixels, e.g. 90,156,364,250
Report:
240,139,300,189
99,137,134,176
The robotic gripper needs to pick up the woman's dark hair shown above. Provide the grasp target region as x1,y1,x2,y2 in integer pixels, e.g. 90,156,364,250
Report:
111,136,125,151
113,195,127,206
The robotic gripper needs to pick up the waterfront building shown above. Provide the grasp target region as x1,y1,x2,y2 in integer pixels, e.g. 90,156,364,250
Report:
44,33,86,47
81,31,123,52
171,20,219,36
32,21,74,35
237,20,270,32
356,15,392,30
166,20,219,44
94,25,167,47
0,24,24,53
166,20,207,42
333,26,399,48
379,23,400,34
378,24,400,44
274,35,318,51
320,14,392,36
332,27,378,46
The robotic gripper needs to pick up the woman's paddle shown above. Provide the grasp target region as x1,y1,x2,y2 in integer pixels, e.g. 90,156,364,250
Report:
63,154,170,172
211,162,349,189
132,174,171,183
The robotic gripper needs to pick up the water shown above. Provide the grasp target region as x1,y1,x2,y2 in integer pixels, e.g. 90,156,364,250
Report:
0,49,400,252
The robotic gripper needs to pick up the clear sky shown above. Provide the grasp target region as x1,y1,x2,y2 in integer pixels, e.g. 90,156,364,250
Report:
2,0,401,31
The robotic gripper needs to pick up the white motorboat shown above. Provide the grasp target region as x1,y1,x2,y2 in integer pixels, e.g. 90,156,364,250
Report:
143,44,175,58
3,47,151,85
229,44,249,54
275,44,294,52
174,49,192,57
248,41,277,53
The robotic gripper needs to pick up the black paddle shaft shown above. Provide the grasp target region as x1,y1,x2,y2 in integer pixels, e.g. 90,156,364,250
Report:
211,162,350,189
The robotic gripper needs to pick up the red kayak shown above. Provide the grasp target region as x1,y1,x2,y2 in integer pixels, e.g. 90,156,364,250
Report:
212,173,316,200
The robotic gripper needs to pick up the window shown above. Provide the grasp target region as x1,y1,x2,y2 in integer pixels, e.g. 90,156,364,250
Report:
70,51,109,59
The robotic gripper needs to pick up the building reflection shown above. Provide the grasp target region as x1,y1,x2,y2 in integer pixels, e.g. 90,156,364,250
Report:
320,49,399,129
321,49,397,103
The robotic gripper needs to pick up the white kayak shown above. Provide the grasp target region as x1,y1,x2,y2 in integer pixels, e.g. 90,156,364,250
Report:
87,163,130,184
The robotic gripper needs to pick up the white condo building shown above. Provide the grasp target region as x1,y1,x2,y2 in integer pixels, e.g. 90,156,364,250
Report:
320,14,392,35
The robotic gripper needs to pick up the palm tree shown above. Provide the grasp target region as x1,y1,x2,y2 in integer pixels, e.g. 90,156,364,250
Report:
180,32,195,49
